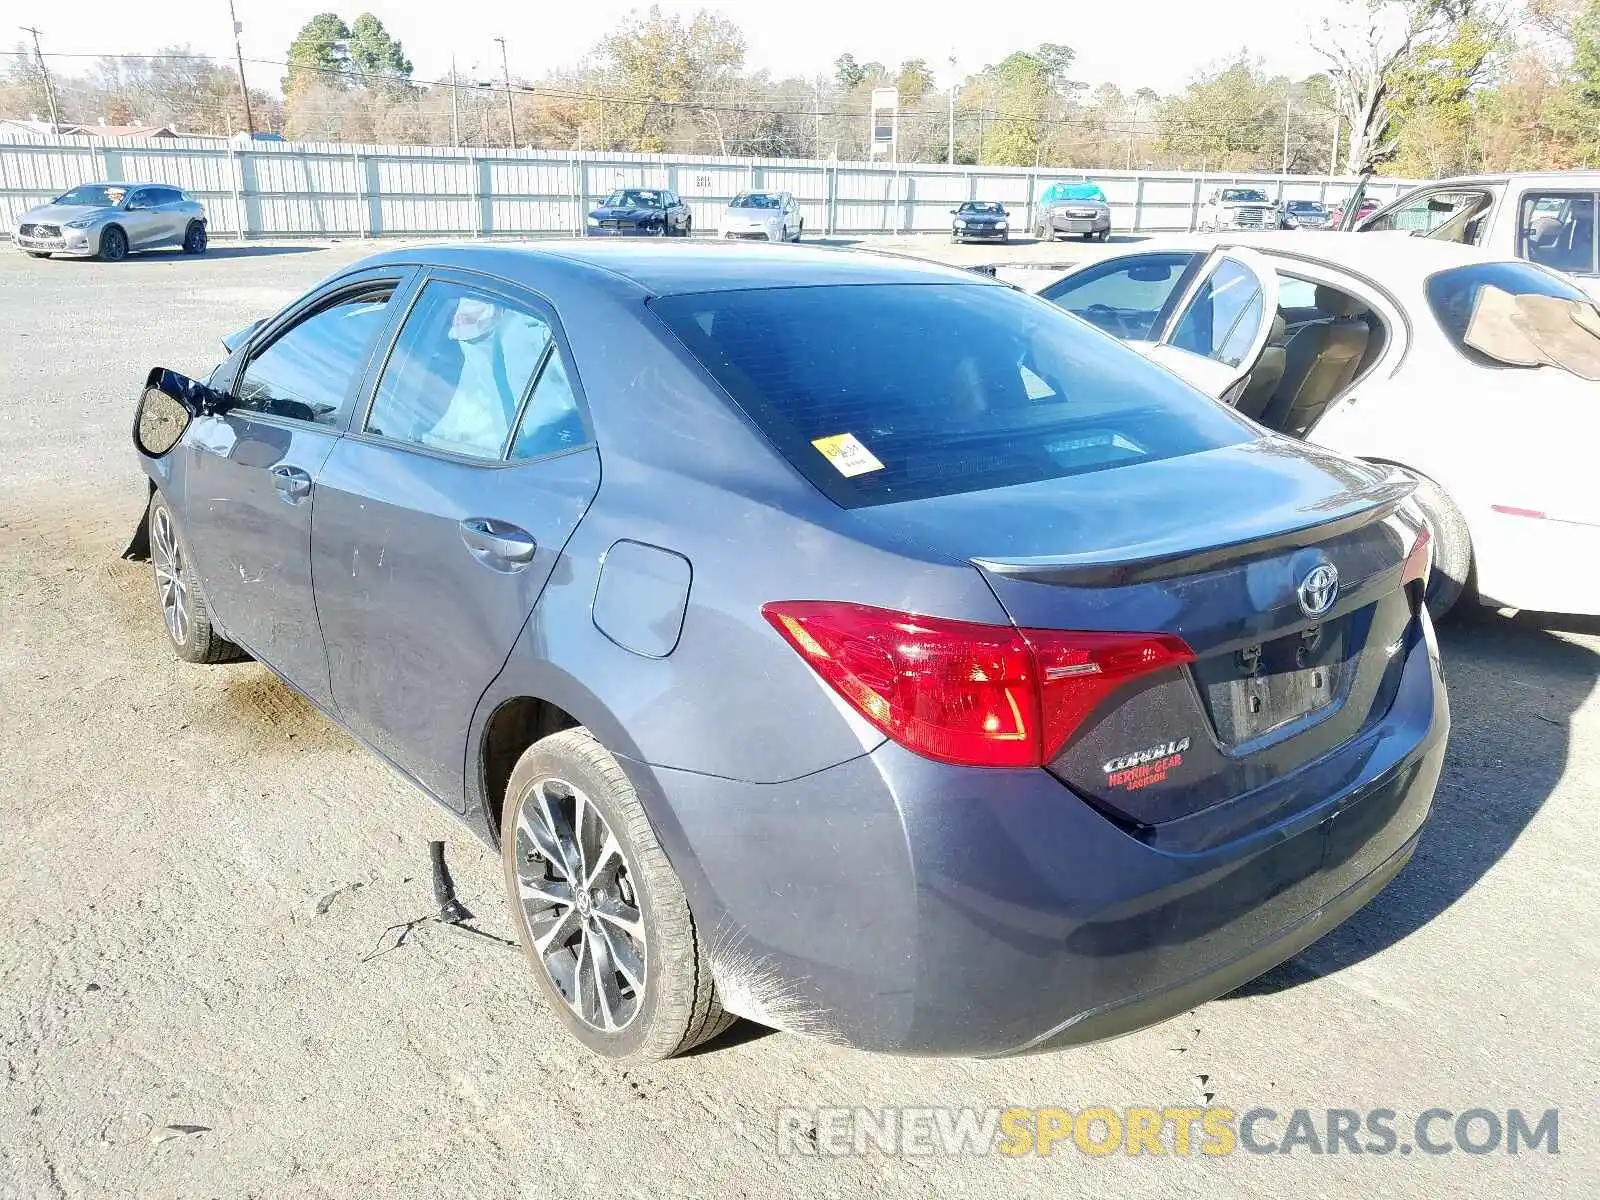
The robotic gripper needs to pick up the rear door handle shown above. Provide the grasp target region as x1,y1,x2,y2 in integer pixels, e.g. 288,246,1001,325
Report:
270,465,312,503
459,518,537,568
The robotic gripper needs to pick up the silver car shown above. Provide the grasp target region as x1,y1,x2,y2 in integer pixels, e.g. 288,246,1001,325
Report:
13,181,207,261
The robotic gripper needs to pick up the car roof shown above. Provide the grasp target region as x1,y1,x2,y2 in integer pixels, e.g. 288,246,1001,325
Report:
1125,231,1503,284
358,239,994,297
1388,170,1600,190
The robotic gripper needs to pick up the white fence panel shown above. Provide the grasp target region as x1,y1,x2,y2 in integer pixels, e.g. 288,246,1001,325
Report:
0,134,1427,242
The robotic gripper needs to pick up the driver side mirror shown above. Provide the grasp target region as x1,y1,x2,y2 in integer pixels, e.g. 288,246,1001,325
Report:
133,367,233,458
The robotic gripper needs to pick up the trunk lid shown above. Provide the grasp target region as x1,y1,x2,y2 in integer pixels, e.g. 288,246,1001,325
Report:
853,439,1423,832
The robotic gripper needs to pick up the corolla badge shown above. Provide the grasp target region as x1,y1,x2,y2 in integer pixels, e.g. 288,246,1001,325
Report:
1297,562,1340,619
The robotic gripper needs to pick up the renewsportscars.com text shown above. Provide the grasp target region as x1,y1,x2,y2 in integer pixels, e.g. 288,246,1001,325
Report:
775,1106,1560,1158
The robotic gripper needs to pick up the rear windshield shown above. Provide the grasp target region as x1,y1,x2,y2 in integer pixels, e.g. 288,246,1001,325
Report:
1426,261,1591,360
650,283,1251,507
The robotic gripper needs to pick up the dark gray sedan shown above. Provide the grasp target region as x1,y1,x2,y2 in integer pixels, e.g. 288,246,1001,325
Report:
13,181,207,260
127,240,1447,1062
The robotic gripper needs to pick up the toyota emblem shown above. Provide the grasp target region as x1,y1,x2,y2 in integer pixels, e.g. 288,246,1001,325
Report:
1297,562,1339,619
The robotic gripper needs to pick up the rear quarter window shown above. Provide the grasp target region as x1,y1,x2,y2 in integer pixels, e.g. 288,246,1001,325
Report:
1425,260,1593,363
649,282,1252,507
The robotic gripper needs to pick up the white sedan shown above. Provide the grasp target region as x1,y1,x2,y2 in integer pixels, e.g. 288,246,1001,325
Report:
717,190,803,242
1023,233,1600,619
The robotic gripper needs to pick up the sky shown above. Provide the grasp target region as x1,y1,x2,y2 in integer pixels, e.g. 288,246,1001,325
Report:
30,0,1332,94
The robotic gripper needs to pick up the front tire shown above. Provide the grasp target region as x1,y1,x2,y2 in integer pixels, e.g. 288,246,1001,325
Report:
147,492,244,664
182,221,208,254
98,225,128,262
502,728,733,1062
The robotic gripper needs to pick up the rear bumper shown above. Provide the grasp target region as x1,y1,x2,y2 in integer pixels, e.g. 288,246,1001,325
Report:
1471,507,1600,617
625,626,1448,1055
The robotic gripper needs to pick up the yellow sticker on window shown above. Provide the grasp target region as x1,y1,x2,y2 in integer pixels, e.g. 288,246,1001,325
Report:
811,433,885,478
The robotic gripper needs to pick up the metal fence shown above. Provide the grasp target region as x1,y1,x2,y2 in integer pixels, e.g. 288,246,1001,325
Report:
0,135,1423,241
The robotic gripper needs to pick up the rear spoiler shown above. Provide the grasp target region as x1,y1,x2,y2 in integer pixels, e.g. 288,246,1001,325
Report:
973,472,1416,588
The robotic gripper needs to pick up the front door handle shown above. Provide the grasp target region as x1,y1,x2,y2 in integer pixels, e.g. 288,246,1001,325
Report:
459,517,537,568
270,465,312,503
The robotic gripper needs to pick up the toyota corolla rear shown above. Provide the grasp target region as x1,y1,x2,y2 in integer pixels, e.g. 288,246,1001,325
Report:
639,273,1447,1056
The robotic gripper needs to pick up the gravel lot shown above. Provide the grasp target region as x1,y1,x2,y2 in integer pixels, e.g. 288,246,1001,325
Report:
1,234,1596,1199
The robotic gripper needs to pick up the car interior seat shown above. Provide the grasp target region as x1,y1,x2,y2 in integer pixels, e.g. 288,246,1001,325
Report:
1233,313,1288,421
1258,287,1371,437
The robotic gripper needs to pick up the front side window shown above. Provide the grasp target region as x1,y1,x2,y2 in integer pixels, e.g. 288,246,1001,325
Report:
1170,258,1266,366
1366,189,1492,243
650,282,1250,508
1520,191,1597,276
365,280,576,461
1039,252,1198,340
235,289,393,425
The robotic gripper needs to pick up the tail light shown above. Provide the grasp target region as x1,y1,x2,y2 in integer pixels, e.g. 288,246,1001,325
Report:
1402,524,1432,592
761,601,1194,769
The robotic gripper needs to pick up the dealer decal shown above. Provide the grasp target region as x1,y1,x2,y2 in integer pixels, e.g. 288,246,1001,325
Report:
1102,737,1189,791
811,432,885,477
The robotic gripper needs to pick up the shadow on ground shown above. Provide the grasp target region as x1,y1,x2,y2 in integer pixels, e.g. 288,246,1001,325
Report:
1235,608,1598,996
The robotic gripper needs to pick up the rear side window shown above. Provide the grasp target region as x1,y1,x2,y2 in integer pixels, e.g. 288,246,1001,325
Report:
1425,261,1592,362
365,280,578,461
1520,191,1597,276
236,288,393,425
650,283,1251,507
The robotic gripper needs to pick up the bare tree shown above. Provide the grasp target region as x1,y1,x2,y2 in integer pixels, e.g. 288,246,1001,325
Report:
1314,0,1477,173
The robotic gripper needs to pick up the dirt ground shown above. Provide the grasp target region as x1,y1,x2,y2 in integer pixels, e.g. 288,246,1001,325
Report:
1,236,1596,1199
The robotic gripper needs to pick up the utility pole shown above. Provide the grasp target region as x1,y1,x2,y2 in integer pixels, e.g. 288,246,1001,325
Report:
1280,81,1294,175
494,37,516,148
224,0,255,138
449,53,460,147
947,53,957,166
19,27,60,134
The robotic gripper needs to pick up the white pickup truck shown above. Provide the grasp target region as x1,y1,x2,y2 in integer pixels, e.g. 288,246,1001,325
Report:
1197,186,1282,232
1358,171,1600,301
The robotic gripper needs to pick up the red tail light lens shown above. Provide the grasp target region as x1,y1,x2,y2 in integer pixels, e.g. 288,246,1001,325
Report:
761,601,1194,769
1402,524,1432,590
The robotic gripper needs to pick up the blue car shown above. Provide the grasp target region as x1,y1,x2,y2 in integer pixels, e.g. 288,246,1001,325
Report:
127,241,1447,1062
584,187,692,237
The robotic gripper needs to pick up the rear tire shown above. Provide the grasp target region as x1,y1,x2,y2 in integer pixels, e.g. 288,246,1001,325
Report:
98,225,128,262
1405,471,1474,622
792,220,803,242
502,727,733,1062
147,491,245,664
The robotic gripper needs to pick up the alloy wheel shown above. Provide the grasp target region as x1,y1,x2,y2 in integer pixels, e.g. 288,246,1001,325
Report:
513,777,647,1032
151,505,190,645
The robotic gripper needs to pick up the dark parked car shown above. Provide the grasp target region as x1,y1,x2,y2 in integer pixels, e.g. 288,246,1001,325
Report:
584,187,692,237
950,201,1010,243
127,240,1447,1063
1281,199,1334,230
